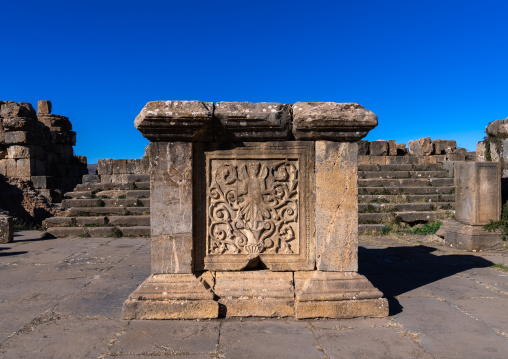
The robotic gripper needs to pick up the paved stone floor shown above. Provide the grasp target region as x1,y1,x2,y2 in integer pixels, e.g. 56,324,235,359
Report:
1,231,508,358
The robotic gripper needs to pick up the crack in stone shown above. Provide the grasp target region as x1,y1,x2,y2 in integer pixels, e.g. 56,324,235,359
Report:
306,320,331,359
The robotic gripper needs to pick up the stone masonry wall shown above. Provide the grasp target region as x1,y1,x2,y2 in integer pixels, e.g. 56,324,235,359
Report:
0,100,87,223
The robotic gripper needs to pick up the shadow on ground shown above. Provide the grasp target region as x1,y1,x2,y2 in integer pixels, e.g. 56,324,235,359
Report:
358,245,494,315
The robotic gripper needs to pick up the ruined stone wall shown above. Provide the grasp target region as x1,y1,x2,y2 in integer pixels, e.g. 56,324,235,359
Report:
0,100,87,223
358,138,472,164
477,117,508,176
83,157,150,185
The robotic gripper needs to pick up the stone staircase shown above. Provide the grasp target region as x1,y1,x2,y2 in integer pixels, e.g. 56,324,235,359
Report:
358,162,455,234
43,175,150,237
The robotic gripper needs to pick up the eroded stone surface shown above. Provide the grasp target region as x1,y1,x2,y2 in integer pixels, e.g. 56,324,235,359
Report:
134,101,214,141
214,102,291,141
0,215,13,243
408,137,433,156
292,102,377,141
315,141,358,272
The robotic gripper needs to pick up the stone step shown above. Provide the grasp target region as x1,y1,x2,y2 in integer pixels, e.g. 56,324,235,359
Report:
358,224,385,235
46,225,150,238
359,202,454,213
64,191,93,199
359,210,454,223
108,215,150,226
94,190,150,199
358,163,447,172
358,178,454,187
75,181,150,192
66,207,150,217
359,194,455,203
359,171,450,179
358,186,454,195
61,198,150,209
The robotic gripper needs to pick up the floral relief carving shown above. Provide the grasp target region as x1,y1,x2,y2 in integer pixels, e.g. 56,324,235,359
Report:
207,159,299,256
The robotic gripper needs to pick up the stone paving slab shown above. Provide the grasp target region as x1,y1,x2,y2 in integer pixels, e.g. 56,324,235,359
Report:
0,231,507,358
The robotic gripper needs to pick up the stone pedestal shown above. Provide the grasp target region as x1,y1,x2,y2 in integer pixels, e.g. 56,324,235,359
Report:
444,162,503,251
123,101,388,319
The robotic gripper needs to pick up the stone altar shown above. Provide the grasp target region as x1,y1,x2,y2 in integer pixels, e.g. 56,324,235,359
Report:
123,101,388,319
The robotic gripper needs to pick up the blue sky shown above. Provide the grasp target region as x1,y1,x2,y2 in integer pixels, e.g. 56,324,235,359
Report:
1,0,507,163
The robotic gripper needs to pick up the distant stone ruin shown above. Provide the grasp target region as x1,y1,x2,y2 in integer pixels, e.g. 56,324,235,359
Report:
0,100,87,223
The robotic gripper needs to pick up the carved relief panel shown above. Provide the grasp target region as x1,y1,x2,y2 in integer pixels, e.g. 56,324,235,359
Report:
194,142,315,271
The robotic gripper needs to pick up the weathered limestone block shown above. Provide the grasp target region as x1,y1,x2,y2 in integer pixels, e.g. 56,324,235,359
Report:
486,119,501,136
315,141,358,272
357,140,369,155
476,142,487,162
5,159,17,177
0,102,36,119
4,131,31,145
2,117,37,131
0,149,7,160
122,274,218,319
150,142,193,274
6,145,32,159
387,140,397,156
294,271,389,318
37,100,52,115
408,137,433,156
396,143,408,155
455,162,501,226
292,102,377,141
135,101,214,141
433,139,456,154
489,142,500,162
214,271,295,317
214,102,291,141
444,220,504,251
0,215,14,244
369,140,388,156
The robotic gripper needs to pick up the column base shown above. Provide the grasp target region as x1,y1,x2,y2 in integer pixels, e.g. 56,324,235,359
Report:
214,271,295,317
294,271,388,319
122,274,218,319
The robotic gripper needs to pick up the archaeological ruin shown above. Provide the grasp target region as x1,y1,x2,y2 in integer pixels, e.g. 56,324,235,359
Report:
0,100,87,232
2,97,507,319
121,101,389,319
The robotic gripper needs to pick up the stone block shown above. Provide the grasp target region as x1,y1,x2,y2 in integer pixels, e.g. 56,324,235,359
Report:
476,141,487,162
0,159,6,176
150,142,193,273
387,140,397,156
151,234,193,274
7,145,32,159
396,143,408,155
16,158,34,177
214,102,291,141
315,141,358,272
490,141,500,162
433,139,456,154
135,101,214,141
369,140,388,156
0,101,36,119
294,271,388,319
2,117,37,131
82,174,99,184
357,140,369,155
486,119,500,136
0,149,6,160
214,271,295,317
444,220,504,251
122,274,218,319
37,100,52,115
5,158,17,177
31,176,55,189
5,131,30,145
292,102,377,141
0,215,14,244
455,162,501,225
408,137,433,156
